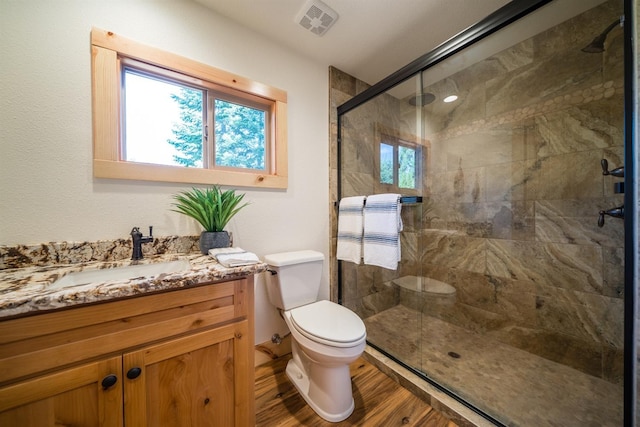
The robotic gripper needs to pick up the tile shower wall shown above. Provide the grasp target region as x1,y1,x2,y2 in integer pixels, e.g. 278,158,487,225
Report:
330,68,423,318
331,0,625,385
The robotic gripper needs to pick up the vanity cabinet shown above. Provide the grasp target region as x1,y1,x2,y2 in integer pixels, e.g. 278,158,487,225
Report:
0,276,255,426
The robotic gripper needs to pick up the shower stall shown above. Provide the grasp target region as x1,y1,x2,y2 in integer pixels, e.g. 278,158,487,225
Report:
332,0,635,425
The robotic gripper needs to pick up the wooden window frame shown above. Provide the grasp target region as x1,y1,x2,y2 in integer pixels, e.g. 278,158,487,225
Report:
91,28,288,189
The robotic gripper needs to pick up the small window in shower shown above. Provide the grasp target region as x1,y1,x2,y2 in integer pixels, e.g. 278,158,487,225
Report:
379,137,420,189
380,143,394,184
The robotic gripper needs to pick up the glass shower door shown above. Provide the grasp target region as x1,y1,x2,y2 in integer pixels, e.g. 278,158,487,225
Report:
337,0,627,425
338,73,427,374
417,0,625,424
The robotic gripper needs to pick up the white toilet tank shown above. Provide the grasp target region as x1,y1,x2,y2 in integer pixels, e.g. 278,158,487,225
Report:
264,250,324,311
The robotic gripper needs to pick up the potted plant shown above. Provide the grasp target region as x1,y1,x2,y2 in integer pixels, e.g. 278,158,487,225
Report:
172,186,249,254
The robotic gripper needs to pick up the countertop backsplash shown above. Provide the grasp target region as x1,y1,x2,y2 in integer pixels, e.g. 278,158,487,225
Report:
0,235,200,270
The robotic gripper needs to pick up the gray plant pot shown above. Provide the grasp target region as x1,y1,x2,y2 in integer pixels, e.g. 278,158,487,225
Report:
199,231,231,254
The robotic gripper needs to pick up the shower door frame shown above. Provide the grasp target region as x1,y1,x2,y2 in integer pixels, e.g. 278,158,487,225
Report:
335,0,637,424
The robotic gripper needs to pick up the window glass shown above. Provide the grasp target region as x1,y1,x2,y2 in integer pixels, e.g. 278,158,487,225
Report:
398,145,416,189
167,87,205,168
122,64,271,172
380,142,394,184
214,99,266,170
123,70,204,167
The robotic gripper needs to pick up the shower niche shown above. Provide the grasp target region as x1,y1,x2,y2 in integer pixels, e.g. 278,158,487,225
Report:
332,0,627,425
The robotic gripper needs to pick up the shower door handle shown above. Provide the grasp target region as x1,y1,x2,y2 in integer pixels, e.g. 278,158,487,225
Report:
598,205,624,227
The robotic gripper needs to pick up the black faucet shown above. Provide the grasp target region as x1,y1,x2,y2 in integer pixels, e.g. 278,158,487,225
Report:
130,226,153,260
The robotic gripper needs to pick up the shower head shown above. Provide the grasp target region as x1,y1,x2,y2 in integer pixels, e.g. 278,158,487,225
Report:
409,92,435,106
581,17,623,53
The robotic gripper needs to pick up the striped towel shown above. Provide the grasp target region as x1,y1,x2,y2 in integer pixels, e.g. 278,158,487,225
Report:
363,194,402,270
336,196,366,264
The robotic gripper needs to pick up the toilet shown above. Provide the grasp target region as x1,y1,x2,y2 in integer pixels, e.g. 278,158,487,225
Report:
264,250,366,422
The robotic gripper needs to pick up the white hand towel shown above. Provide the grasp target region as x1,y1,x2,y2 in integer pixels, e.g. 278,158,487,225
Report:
209,247,260,267
363,194,402,270
336,196,366,264
208,247,245,257
216,252,260,267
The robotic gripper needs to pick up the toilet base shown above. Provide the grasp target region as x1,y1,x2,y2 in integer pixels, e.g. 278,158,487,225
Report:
285,359,355,422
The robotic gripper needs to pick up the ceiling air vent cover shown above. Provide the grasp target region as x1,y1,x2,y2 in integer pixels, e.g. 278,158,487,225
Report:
295,0,339,37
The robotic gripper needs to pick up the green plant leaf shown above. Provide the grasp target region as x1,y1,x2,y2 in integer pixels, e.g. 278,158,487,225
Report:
171,186,248,232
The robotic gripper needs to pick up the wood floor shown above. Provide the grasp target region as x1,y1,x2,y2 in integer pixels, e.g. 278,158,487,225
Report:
255,355,458,427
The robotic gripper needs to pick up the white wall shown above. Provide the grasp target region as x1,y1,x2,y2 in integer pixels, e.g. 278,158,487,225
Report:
0,0,330,344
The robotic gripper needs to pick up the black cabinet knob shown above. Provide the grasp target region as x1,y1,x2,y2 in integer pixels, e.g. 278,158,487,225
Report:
126,367,142,379
101,374,118,390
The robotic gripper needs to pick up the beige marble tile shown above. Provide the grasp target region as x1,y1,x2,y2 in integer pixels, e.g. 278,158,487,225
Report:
535,285,624,348
365,305,623,426
535,198,625,247
602,245,625,298
534,150,605,200
487,325,604,379
485,47,603,118
341,171,376,198
486,239,603,294
329,66,357,97
484,161,529,202
535,107,622,158
422,233,486,274
486,200,536,241
448,270,537,328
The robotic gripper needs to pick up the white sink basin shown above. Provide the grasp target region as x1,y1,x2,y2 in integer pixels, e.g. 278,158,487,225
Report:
50,260,192,289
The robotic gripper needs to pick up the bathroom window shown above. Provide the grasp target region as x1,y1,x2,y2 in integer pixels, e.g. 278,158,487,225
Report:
122,61,269,171
91,28,288,188
379,136,420,189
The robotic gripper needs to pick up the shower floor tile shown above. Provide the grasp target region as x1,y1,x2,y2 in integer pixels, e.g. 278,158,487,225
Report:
364,304,623,427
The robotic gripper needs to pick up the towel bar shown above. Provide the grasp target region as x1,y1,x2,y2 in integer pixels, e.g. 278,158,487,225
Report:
334,196,422,207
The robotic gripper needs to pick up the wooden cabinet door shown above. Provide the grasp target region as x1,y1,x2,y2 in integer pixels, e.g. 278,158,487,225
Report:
0,356,123,427
123,320,252,427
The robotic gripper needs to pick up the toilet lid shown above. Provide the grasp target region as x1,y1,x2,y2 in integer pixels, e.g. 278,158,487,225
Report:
290,300,366,346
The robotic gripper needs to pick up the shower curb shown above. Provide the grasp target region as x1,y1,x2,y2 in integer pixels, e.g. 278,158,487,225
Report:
363,346,498,427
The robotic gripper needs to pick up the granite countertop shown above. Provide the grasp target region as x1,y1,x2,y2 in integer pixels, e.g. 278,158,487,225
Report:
0,253,267,320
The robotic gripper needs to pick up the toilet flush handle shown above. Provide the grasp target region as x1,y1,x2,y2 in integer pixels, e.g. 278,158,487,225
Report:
267,269,278,275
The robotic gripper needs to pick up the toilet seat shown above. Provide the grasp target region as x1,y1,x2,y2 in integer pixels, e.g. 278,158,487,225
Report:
289,300,366,348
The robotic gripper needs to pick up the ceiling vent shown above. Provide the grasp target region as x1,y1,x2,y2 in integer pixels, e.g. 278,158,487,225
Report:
295,0,339,37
